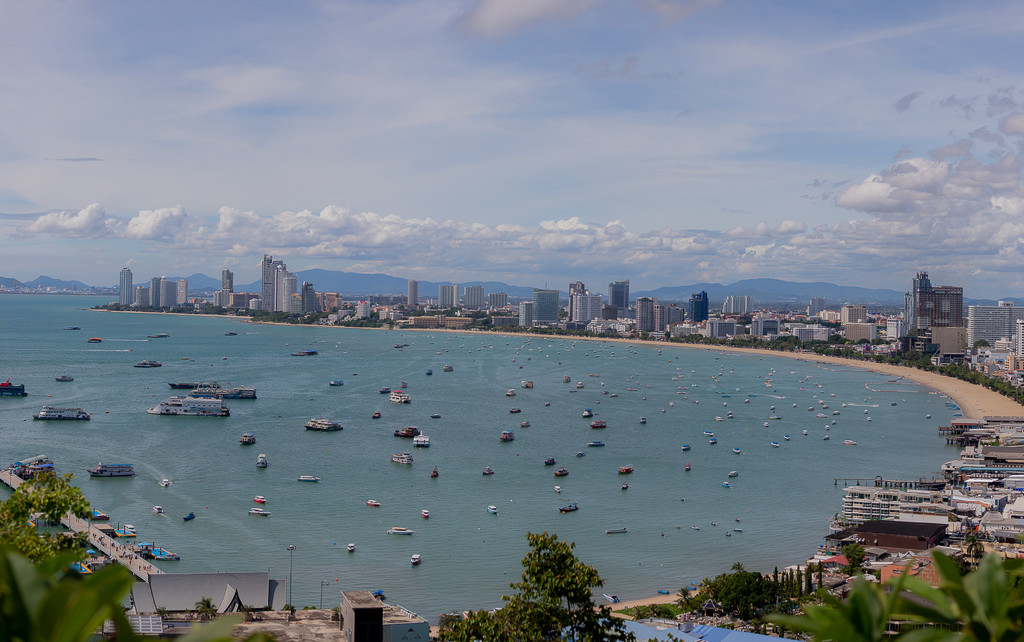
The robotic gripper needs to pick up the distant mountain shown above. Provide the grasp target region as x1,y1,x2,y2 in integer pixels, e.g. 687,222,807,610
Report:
23,275,93,290
168,273,222,291
636,278,907,306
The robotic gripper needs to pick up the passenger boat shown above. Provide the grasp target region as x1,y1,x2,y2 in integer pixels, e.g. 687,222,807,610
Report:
508,408,521,414
159,479,172,487
587,441,605,447
291,350,318,356
33,406,90,420
248,508,272,516
305,418,342,431
544,457,557,465
413,434,430,447
329,379,344,386
86,463,135,477
87,337,102,343
681,444,691,451
618,465,634,474
391,452,414,464
482,466,495,475
55,375,74,382
387,527,414,535
590,420,607,429
240,432,256,444
430,466,438,478
728,470,738,478
554,467,569,477
411,554,421,566
389,390,411,403
183,513,195,521
297,475,321,482
372,411,382,419
394,425,420,438
582,409,594,418
421,510,429,519
366,499,381,507
254,496,266,503
486,505,499,514
500,430,515,442
256,454,268,468
134,360,163,368
147,396,229,417
559,502,579,513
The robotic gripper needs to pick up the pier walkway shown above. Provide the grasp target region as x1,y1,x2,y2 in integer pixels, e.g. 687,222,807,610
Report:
834,475,946,490
0,469,161,581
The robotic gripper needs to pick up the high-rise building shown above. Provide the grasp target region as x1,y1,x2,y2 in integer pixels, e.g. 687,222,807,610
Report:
159,278,176,308
653,305,667,332
635,297,656,332
176,279,188,305
301,282,318,313
570,293,602,323
134,285,149,307
276,270,297,312
438,284,459,309
488,292,508,309
808,297,827,317
689,291,709,322
518,301,534,327
261,254,285,311
532,289,559,324
608,280,630,310
1017,319,1024,356
407,280,419,306
119,267,133,305
150,276,162,307
968,301,1024,346
568,281,586,320
840,304,868,325
751,315,781,336
464,285,485,309
906,271,963,330
722,295,752,315
220,269,233,293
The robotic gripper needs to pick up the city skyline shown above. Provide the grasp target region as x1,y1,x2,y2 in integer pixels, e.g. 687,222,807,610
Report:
2,2,1024,297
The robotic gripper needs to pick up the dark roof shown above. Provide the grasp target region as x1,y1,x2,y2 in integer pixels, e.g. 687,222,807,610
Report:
853,521,947,538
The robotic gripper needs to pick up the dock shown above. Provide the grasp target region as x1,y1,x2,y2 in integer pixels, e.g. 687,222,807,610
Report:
0,469,161,581
834,475,946,490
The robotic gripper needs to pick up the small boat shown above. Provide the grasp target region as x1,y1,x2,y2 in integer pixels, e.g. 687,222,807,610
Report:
248,508,272,516
576,382,584,389
430,466,438,478
134,360,163,368
159,479,172,487
681,444,691,451
618,465,633,474
486,505,499,514
802,430,808,435
732,447,741,454
590,420,607,429
508,408,521,414
554,467,569,477
703,431,714,437
442,365,453,372
225,331,237,336
559,502,579,513
482,466,495,475
431,413,442,419
55,375,74,382
621,482,629,490
87,337,102,343
576,451,586,457
823,435,830,441
240,432,256,444
722,481,731,488
563,375,572,383
500,430,515,442
728,470,738,477
329,379,344,386
401,382,407,388
380,387,392,394
394,425,421,438
254,496,266,503
372,411,382,419
784,435,791,440
520,420,530,427
291,350,318,356
733,528,743,532
411,554,421,566
544,457,557,466
425,369,432,375
506,389,516,397
297,475,321,482
639,417,646,424
183,512,195,521
421,510,430,519
366,499,381,507
685,462,691,471
770,441,780,448
153,505,163,514
256,453,268,469
63,326,80,330
709,438,718,445
147,333,170,339
692,525,700,531
582,409,594,418
587,441,604,447
391,452,414,464
347,543,356,552
843,440,858,446
387,527,414,535
554,485,561,493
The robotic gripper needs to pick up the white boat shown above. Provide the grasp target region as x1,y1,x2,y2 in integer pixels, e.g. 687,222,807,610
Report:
770,441,780,447
728,470,738,477
366,499,381,507
554,485,561,493
256,454,268,468
32,406,91,420
391,452,414,464
248,507,272,516
86,463,135,477
421,509,430,519
304,418,342,431
387,527,414,535
347,543,355,552
823,435,830,440
297,475,321,482
843,440,858,446
389,390,412,403
147,396,229,417
487,505,499,514
603,594,621,603
153,505,163,514
413,435,430,448
411,554,421,565
159,478,172,487
506,389,516,397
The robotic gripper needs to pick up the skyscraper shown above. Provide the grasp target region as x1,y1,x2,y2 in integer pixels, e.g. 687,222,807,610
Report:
438,284,459,309
176,279,188,305
808,297,827,317
906,271,963,330
570,293,602,323
119,267,133,305
464,285,485,309
301,282,318,313
134,285,149,307
150,276,162,307
159,278,176,308
276,268,297,312
568,281,585,321
261,254,284,311
407,280,419,306
488,292,508,309
518,301,534,327
608,280,630,310
689,291,709,322
221,269,233,293
722,295,752,315
532,289,560,324
635,297,656,332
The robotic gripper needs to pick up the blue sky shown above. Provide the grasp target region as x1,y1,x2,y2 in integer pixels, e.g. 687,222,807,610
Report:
3,0,1024,297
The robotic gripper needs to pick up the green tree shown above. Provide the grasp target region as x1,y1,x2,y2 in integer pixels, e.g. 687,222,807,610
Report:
0,472,90,563
964,532,985,569
842,542,866,575
439,532,634,641
195,596,218,621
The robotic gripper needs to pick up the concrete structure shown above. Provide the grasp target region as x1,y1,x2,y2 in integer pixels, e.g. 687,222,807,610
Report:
887,318,907,340
275,268,297,312
407,280,418,306
134,285,148,307
791,324,830,342
438,284,458,309
704,318,736,339
176,279,188,305
339,591,429,642
354,301,371,318
150,276,162,307
840,304,868,325
301,282,318,313
601,305,618,320
689,291,709,322
159,278,176,309
968,301,1024,346
491,315,518,326
931,326,968,355
608,280,630,311
532,288,559,324
906,271,964,330
808,296,827,317
464,285,485,309
570,293,602,323
826,520,947,553
750,315,781,336
722,295,752,315
567,281,586,321
518,301,534,327
119,267,133,305
261,254,285,311
487,292,507,309
324,292,341,312
221,268,233,293
841,486,946,525
653,304,668,332
635,296,656,332
844,322,877,342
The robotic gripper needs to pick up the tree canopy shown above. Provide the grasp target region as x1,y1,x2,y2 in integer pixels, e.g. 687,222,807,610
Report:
0,473,90,563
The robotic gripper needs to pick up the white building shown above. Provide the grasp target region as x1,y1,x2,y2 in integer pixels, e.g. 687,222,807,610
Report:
722,295,752,315
840,304,868,324
968,301,1024,347
354,301,371,318
487,292,507,309
791,324,830,342
464,285,485,309
176,279,188,305
518,301,534,327
703,319,736,339
438,284,459,309
570,293,603,323
119,267,133,305
751,315,781,336
886,318,907,340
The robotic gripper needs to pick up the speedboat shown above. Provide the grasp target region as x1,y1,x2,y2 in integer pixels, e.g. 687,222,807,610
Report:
159,479,172,487
544,457,557,466
681,444,691,451
366,499,381,507
297,475,321,482
254,496,266,503
728,470,738,478
554,485,561,493
487,505,499,515
153,505,163,514
823,435,830,440
421,510,429,519
843,440,858,446
256,454,268,468
55,375,74,382
722,481,731,488
183,512,195,521
372,411,382,419
587,441,604,447
347,543,355,552
248,508,271,516
732,447,741,454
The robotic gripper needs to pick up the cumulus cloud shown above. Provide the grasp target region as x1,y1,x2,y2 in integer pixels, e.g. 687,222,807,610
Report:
1000,112,1024,136
124,206,190,240
21,203,117,238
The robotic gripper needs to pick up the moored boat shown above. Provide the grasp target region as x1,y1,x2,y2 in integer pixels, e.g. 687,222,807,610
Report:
587,441,605,447
681,444,691,451
391,452,414,464
86,463,135,477
590,420,607,429
33,406,90,420
291,350,318,356
134,360,163,368
395,425,421,438
618,465,634,474
387,526,414,535
554,467,569,477
582,409,594,418
159,479,172,487
240,432,256,444
389,390,411,403
544,457,557,465
304,418,342,431
183,512,195,521
254,496,266,503
500,430,515,442
329,379,344,386
421,509,430,519
413,434,430,447
430,466,438,478
560,502,579,513
248,507,272,516
486,505,499,514
411,553,421,566
256,453,268,468
55,375,74,382
297,475,321,482
482,466,495,475
366,499,381,507
147,396,229,417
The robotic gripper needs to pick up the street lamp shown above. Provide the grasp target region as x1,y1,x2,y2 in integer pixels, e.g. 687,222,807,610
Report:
287,545,295,608
320,580,331,609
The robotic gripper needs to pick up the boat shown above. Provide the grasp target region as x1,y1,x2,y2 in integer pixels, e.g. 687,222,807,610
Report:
500,430,515,442
680,444,691,451
703,430,714,437
506,389,516,397
486,505,499,514
576,451,586,457
823,435,831,441
431,414,442,419
521,380,534,388
482,466,495,475
784,435,791,440
90,509,109,521
732,447,741,454
425,370,432,376
401,382,407,388
248,508,272,516
618,465,634,474
256,453,268,468
582,409,594,418
366,499,381,507
347,543,355,552
587,441,605,447
430,466,438,478
86,463,135,477
329,379,344,386
225,331,237,336
722,481,731,488
254,496,266,503
153,505,163,514
413,434,430,447
0,379,27,396
802,430,808,435
63,326,80,330
621,482,629,490
709,438,718,445
147,396,229,417
189,385,257,399
394,425,421,438
387,527,414,535
169,381,217,389
590,420,607,429
291,350,318,356
297,475,321,482
520,420,530,427
183,512,195,521
159,479,172,487
442,365,453,372
728,470,738,477
240,432,256,444
421,509,430,519
560,502,579,513
380,387,392,394
843,440,858,446
389,390,411,403
554,467,569,477
733,528,743,532
87,338,102,343
134,360,163,368
554,485,561,493
576,382,584,389
372,411,382,419
685,462,691,471
563,375,572,383
32,406,90,420
55,375,74,382
544,457,557,466
508,408,521,414
770,441,780,448
391,452,414,464
692,525,700,531
411,554,422,566
639,417,646,424
305,418,342,431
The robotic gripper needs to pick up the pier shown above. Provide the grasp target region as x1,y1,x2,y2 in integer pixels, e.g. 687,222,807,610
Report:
834,475,946,490
0,469,161,581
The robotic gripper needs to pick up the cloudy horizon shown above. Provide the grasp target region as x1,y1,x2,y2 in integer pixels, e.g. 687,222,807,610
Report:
3,1,1024,297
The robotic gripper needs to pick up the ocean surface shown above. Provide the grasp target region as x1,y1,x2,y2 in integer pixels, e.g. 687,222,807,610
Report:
0,295,959,620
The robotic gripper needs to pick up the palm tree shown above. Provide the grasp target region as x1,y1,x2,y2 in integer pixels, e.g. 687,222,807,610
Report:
964,532,985,569
676,586,692,611
731,561,746,573
194,596,217,621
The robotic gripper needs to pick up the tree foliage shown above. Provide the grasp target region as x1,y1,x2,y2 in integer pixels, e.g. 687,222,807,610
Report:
439,532,634,641
0,473,90,563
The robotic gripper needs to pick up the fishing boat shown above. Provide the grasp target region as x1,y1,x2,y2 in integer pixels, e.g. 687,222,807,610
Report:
297,475,321,482
618,464,634,474
411,554,421,566
430,466,438,478
590,420,607,429
256,453,268,468
387,527,414,535
500,430,515,442
560,502,579,513
681,444,691,451
183,512,195,521
240,432,256,444
582,409,594,418
394,425,421,438
482,466,495,475
554,467,569,477
486,506,499,514
544,457,557,466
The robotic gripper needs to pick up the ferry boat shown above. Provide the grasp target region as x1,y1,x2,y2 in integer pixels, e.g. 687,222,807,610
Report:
442,365,453,372
590,420,606,429
305,418,342,431
391,452,414,464
559,502,579,513
55,375,74,382
256,454,268,468
190,385,257,399
618,465,634,474
134,360,163,368
169,381,217,389
32,406,90,420
248,508,272,516
582,409,594,418
291,350,318,356
389,390,411,403
387,527,414,535
0,379,27,396
500,430,515,442
297,475,321,482
87,337,102,343
413,434,430,447
148,396,229,416
394,425,421,438
240,432,256,444
554,467,569,477
86,463,135,477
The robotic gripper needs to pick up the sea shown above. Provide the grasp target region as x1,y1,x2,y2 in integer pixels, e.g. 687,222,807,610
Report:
0,295,959,620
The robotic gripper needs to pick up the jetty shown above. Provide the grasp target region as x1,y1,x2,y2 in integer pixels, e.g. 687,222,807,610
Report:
0,469,161,581
833,475,946,490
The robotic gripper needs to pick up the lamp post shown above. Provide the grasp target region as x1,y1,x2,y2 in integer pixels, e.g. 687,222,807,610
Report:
320,580,331,609
287,545,295,608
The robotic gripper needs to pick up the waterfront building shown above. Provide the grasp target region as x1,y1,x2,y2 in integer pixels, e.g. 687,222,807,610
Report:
531,289,559,324
751,315,781,336
119,267,133,305
791,324,830,342
601,304,618,320
608,280,630,311
300,282,318,313
464,285,485,309
407,280,418,306
845,322,877,342
906,271,964,330
689,291,709,322
570,293,603,323
324,292,341,312
840,486,947,525
722,295,752,315
492,315,518,326
339,591,429,641
260,255,279,311
134,286,149,308
635,297,656,332
229,292,258,309
487,292,507,309
438,284,459,309
150,276,162,307
653,305,667,332
704,318,736,339
567,281,586,320
840,304,868,325
354,301,371,318
808,296,827,317
159,278,176,309
221,269,233,293
968,301,1024,347
176,279,188,305
518,301,534,327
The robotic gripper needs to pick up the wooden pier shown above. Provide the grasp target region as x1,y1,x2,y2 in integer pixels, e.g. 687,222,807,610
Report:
834,475,946,490
0,469,161,581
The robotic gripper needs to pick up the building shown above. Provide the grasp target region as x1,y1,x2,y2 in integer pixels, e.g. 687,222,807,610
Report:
300,282,318,313
887,318,907,340
652,304,668,332
532,289,559,324
688,291,709,322
826,520,947,553
354,301,371,318
601,304,618,320
791,324,830,342
808,296,827,317
567,281,586,320
229,292,258,309
906,271,964,330
119,267,133,305
150,276,162,307
845,322,877,342
704,318,736,339
840,486,945,525
491,315,518,327
968,301,1024,346
260,254,278,311
275,268,297,312
176,279,188,305
931,326,968,355
751,315,781,336
438,284,458,309
324,292,341,312
608,280,629,311
570,293,603,323
464,285,485,309
722,295,752,315
130,571,286,615
407,280,418,306
840,304,868,325
518,301,534,327
339,590,429,642
635,297,656,332
487,292,507,309
133,285,149,308
221,269,233,293
159,278,176,309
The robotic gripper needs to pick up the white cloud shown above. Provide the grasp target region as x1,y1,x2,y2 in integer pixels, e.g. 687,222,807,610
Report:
1000,112,1024,136
124,206,189,240
20,203,117,238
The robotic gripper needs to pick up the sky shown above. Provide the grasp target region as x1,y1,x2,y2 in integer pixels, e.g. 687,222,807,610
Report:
2,0,1024,297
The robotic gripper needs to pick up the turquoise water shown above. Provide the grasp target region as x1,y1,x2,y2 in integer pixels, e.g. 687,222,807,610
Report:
0,295,957,619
